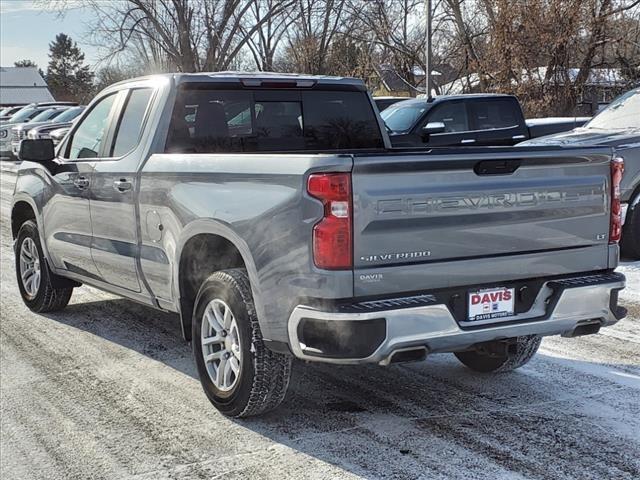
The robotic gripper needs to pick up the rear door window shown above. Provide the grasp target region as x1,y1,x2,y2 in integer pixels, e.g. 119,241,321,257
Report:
110,88,153,157
165,87,383,153
468,99,519,130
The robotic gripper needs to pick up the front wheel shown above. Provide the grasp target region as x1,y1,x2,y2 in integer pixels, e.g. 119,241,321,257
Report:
15,220,73,312
454,335,541,373
192,268,292,417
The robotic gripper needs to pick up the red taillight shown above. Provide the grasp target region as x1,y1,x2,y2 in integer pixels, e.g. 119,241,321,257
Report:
610,156,624,243
307,173,352,269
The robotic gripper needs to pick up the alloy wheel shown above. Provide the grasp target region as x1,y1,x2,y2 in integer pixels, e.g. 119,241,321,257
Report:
201,299,242,391
19,237,41,299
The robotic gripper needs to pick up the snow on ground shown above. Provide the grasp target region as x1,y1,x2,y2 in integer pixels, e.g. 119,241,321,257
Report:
619,260,640,299
0,165,638,480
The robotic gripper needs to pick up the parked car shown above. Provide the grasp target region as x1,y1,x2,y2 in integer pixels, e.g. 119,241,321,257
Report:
1,102,78,158
12,73,626,418
519,87,640,258
0,105,25,122
0,101,77,125
373,96,408,111
10,107,72,156
48,126,71,146
25,106,85,142
381,94,590,147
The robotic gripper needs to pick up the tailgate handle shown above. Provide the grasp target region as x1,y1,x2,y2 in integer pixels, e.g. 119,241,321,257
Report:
474,160,521,176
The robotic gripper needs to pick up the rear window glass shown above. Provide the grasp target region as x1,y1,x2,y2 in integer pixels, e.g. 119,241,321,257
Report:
469,99,519,130
165,87,384,153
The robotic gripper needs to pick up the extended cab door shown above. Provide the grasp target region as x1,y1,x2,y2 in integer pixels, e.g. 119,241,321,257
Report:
43,93,119,279
88,86,155,293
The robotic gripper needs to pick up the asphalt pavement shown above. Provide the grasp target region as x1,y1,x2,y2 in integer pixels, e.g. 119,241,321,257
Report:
1,163,639,480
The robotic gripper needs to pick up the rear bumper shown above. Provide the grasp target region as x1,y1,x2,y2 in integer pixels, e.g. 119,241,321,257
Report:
287,272,626,365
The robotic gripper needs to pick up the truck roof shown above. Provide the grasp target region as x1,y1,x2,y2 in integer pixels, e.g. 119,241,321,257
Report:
109,71,367,90
400,93,517,105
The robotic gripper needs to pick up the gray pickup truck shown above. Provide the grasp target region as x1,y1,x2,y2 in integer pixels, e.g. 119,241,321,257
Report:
12,73,626,417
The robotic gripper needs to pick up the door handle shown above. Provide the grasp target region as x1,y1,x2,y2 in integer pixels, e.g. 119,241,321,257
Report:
461,139,476,144
114,179,132,192
73,176,90,189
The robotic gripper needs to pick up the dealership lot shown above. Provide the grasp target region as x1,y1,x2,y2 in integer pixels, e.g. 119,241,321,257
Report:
1,165,639,480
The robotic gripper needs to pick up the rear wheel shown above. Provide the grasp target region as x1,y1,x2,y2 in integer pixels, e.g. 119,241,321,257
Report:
454,335,541,373
192,268,292,417
15,220,73,312
621,198,640,259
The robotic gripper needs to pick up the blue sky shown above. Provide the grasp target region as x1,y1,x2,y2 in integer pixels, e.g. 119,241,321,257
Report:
0,0,99,71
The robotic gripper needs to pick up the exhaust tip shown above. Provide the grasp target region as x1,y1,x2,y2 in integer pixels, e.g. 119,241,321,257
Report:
563,320,602,338
388,347,427,364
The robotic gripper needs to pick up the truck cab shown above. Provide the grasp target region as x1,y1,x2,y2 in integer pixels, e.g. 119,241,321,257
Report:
382,94,588,148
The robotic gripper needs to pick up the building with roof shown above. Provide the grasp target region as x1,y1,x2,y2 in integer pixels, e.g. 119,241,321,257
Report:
373,64,442,97
0,67,55,106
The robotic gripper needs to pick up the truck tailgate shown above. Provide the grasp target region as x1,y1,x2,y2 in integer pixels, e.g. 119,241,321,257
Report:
352,147,614,296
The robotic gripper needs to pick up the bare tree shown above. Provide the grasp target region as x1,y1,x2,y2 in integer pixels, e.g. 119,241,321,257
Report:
242,0,299,71
344,0,427,94
280,0,347,74
41,0,639,115
58,0,295,73
436,0,640,114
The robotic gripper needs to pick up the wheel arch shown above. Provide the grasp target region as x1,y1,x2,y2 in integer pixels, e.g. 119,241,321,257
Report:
10,195,52,266
628,181,640,210
11,199,37,240
174,220,262,341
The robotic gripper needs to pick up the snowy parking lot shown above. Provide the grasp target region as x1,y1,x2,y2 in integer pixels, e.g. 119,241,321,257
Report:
1,165,639,480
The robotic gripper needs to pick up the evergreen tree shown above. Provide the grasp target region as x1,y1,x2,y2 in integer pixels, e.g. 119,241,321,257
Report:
14,59,46,79
46,33,94,102
14,59,38,68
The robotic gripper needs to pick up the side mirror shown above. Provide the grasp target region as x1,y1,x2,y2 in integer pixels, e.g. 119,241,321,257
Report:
18,139,55,162
422,121,446,136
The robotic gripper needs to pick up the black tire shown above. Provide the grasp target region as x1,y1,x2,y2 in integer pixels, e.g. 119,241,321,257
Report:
454,335,541,373
192,268,292,417
621,198,640,259
15,220,73,312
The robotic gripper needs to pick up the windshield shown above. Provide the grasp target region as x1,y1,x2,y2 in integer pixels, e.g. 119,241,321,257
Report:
54,107,84,122
7,108,39,123
380,102,428,133
587,89,639,130
31,109,65,123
